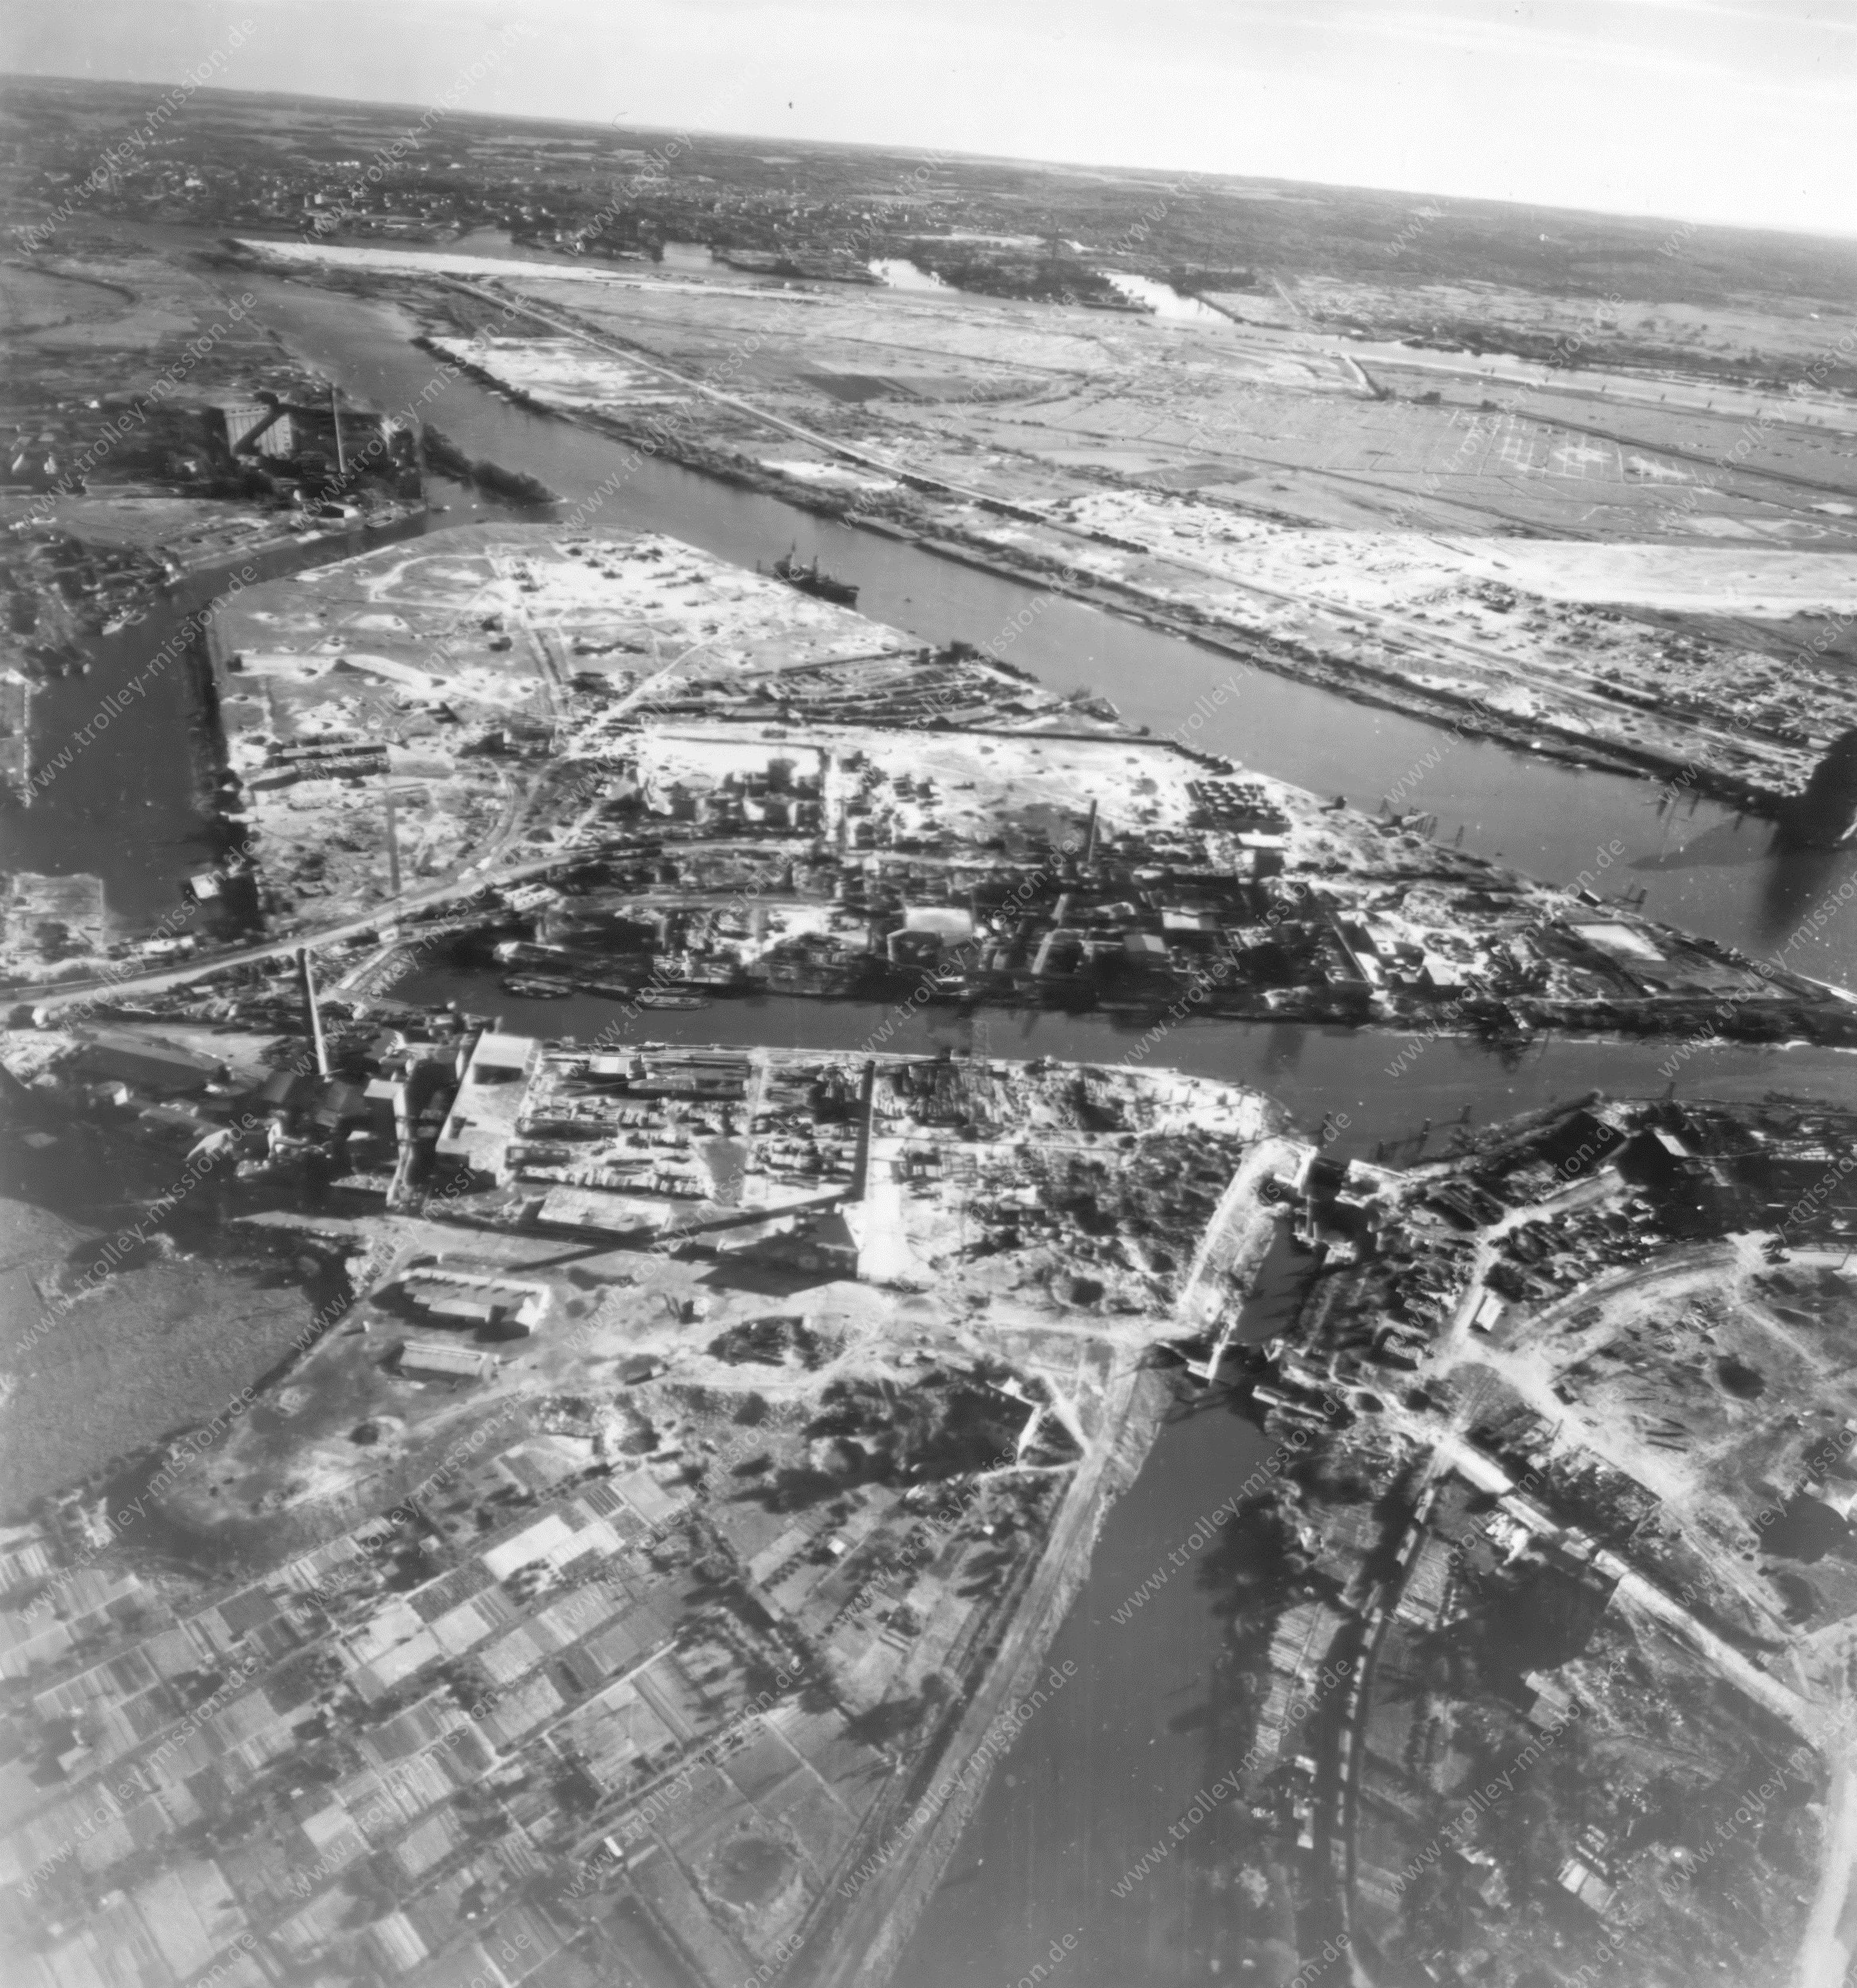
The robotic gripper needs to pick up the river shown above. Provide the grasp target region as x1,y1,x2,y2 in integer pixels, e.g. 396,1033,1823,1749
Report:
21,239,1857,1986
1098,269,1234,325
871,258,954,292
2,509,429,927
390,963,1855,1153
390,962,1855,1986
226,265,1857,991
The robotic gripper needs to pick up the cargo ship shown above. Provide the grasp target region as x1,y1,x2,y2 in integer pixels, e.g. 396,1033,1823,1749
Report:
770,549,858,608
573,976,646,1001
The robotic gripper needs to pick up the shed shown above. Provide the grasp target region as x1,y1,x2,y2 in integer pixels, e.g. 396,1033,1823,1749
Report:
398,1341,495,1381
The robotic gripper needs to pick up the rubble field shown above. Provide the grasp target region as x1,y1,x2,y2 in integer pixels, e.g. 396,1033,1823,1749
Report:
0,1043,1285,1988
1225,1094,1857,1988
190,522,1857,1050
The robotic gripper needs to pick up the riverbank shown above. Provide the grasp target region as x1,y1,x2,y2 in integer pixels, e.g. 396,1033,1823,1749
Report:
363,257,1853,824
814,1359,1179,1988
35,527,1850,1054
0,1031,1281,1988
210,261,1857,988
1209,1092,1857,1988
419,415,561,505
566,406,1782,811
816,1144,1288,1984
0,495,437,981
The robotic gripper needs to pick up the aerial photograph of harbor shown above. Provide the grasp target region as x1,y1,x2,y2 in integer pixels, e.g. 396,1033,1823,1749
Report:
0,3,1853,1986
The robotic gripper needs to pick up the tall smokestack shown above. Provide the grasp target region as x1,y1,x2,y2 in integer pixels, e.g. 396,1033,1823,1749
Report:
849,1059,876,1201
383,779,402,899
297,947,330,1077
330,386,347,479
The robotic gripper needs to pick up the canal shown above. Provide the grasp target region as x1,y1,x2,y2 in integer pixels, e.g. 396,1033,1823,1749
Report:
386,965,1855,1986
23,239,1855,1985
230,265,1857,991
2,511,430,927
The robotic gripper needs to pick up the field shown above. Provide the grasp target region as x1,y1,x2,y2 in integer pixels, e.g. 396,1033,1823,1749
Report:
0,1045,1284,1988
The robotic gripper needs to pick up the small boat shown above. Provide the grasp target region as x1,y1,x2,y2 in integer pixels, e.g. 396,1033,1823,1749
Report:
771,547,858,608
500,975,573,999
635,991,709,1011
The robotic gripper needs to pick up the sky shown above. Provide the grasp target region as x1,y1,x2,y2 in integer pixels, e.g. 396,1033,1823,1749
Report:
2,0,1854,235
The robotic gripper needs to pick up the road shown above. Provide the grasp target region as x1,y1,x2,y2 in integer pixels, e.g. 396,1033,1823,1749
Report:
10,842,630,1013
1429,1427,1828,1745
1432,1237,1804,1642
1797,1748,1857,1988
446,278,1021,512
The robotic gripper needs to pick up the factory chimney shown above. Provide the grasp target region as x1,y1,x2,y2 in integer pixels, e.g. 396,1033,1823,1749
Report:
382,778,402,898
849,1060,876,1200
329,386,347,479
297,947,331,1077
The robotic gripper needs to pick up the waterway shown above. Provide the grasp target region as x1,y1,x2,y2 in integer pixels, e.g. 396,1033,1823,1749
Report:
0,509,429,927
657,240,725,275
870,258,953,292
394,963,1855,1159
390,963,1854,1986
448,227,593,270
17,237,1856,1985
1098,270,1234,326
899,1231,1317,1988
226,269,1841,1987
227,264,1857,990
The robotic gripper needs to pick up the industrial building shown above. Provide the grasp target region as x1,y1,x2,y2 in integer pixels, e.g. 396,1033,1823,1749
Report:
434,1032,543,1183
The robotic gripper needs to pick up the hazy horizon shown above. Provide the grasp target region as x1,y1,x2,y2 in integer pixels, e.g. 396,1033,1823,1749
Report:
2,0,1851,238
6,65,1855,250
